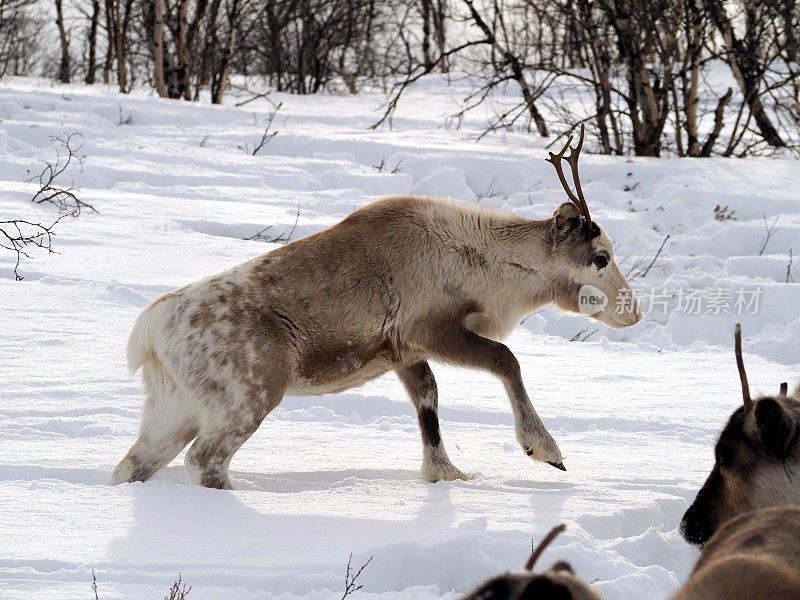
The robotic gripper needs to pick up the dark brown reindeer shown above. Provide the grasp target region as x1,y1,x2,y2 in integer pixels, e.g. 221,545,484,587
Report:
463,525,601,600
680,323,800,545
112,125,641,489
674,506,800,600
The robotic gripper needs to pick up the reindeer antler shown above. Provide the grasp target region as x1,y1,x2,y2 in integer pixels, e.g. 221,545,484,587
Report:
734,323,753,410
546,124,592,228
524,524,567,571
780,382,788,396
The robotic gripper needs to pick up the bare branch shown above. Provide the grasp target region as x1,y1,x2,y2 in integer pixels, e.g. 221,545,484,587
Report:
164,573,191,600
0,217,64,280
252,102,283,156
628,235,671,281
341,554,373,600
29,133,95,217
245,204,300,244
758,215,781,256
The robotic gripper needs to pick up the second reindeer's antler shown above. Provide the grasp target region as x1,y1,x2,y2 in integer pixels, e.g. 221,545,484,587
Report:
734,324,789,403
546,124,592,229
734,323,754,410
524,523,567,571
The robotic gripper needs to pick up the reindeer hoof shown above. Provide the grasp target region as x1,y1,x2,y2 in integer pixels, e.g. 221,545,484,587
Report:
547,461,567,471
421,463,473,483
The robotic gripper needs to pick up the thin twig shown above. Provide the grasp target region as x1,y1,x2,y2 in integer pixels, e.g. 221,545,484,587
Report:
629,234,671,280
29,133,95,216
758,215,781,256
245,204,300,244
0,216,64,280
164,573,191,600
570,327,599,342
341,554,373,599
252,103,283,156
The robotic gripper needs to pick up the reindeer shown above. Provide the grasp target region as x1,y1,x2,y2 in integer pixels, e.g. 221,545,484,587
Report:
681,323,800,546
674,507,800,600
112,125,641,489
462,525,601,600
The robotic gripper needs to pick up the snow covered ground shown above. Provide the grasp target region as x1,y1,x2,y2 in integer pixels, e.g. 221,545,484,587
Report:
1,77,798,600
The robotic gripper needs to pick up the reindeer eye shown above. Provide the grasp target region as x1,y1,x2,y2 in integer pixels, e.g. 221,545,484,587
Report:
593,255,609,269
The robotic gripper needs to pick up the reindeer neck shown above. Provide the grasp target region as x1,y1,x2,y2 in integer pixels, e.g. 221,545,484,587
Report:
486,216,555,269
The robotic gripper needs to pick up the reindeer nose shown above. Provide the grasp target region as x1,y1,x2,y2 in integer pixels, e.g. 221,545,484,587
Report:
616,296,642,326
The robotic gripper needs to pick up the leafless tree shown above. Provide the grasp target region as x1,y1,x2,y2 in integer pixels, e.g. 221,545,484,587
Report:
55,0,71,81
85,0,101,83
0,0,42,77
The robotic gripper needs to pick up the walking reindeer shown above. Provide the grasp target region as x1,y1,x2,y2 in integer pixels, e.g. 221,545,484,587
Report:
113,125,641,489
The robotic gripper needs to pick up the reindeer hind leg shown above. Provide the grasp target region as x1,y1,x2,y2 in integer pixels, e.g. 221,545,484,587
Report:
111,358,199,485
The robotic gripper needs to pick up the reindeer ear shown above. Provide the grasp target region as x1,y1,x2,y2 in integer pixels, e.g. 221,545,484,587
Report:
552,202,581,234
551,561,574,574
754,398,798,456
464,577,514,599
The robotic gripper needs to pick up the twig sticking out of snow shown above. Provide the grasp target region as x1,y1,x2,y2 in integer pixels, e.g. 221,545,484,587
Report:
245,205,300,244
787,249,794,283
251,103,283,156
628,234,670,281
570,327,599,342
341,553,373,599
29,133,95,217
372,157,403,174
164,573,191,600
0,217,63,280
758,215,781,256
88,570,190,599
231,85,281,109
713,204,737,221
118,104,133,126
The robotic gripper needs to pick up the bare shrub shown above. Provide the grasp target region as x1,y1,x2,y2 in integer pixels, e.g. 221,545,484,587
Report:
341,553,373,599
30,133,96,217
0,216,63,280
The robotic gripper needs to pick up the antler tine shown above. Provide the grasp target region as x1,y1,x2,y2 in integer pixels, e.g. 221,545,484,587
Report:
780,382,788,396
546,135,583,210
545,125,592,227
734,323,753,410
524,523,567,572
565,124,591,225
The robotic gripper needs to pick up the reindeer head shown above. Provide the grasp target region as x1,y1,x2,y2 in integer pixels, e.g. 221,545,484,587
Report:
463,525,601,600
681,324,800,546
545,126,641,329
